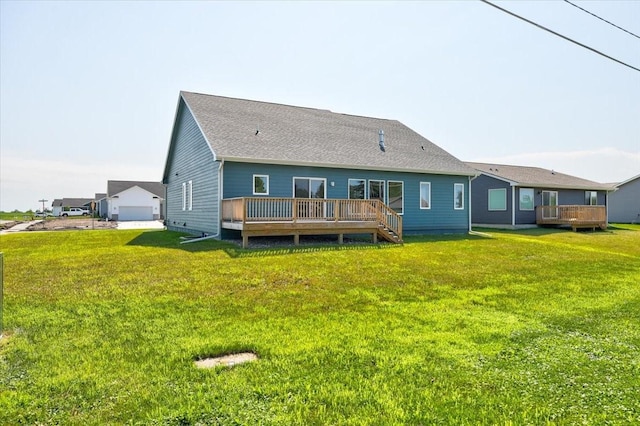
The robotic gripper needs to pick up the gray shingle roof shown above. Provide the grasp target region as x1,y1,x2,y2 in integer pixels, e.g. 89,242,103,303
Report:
52,198,94,207
107,181,165,198
466,162,612,191
179,91,475,176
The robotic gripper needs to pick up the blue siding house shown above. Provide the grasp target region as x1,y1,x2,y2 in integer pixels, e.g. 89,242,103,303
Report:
466,162,613,229
162,92,476,246
608,174,640,223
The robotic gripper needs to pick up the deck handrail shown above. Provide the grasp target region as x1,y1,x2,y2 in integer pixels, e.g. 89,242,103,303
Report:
536,205,606,223
222,197,402,238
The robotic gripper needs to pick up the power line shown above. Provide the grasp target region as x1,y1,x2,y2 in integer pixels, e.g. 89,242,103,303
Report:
563,0,640,40
480,0,640,73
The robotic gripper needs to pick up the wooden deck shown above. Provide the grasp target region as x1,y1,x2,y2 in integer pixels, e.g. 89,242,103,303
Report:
536,205,607,231
222,197,403,248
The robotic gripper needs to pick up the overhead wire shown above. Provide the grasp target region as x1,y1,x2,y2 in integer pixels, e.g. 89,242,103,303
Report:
479,0,640,73
563,0,640,40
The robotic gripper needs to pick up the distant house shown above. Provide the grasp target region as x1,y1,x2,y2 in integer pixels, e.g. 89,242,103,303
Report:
94,193,107,218
51,198,93,217
106,180,165,221
608,174,640,223
162,91,476,246
466,162,613,230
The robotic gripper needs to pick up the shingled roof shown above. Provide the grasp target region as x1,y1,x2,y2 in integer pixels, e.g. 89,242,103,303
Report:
175,91,475,176
466,162,611,191
107,180,165,198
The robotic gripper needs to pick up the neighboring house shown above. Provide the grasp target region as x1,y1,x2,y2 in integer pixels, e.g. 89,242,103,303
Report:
51,198,93,217
95,193,107,218
466,162,613,229
608,174,640,223
106,180,165,221
162,91,477,246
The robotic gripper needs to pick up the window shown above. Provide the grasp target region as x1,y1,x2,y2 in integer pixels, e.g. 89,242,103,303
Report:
293,177,325,199
519,188,534,211
369,180,385,202
454,183,464,210
253,175,269,195
348,179,366,199
387,181,404,214
182,181,193,211
182,182,186,211
420,182,431,209
488,188,507,211
585,191,597,205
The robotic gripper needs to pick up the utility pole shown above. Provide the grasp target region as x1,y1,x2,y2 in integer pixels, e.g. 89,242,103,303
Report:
38,199,48,213
38,199,48,228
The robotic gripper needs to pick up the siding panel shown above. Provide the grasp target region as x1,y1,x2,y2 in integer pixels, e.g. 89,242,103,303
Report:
224,162,470,234
164,101,219,235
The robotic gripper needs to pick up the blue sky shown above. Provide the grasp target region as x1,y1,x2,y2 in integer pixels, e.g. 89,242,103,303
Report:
1,0,638,211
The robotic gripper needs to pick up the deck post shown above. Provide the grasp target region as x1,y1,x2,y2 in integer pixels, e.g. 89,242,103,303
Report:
338,233,343,244
294,234,300,245
242,233,248,249
372,232,377,243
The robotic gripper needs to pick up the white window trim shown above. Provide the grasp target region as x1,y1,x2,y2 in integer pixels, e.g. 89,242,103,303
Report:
188,180,193,211
454,183,465,210
387,180,404,215
253,174,269,195
420,182,431,210
488,188,507,211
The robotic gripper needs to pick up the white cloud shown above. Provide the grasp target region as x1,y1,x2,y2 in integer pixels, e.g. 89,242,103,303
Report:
1,155,162,211
472,147,640,184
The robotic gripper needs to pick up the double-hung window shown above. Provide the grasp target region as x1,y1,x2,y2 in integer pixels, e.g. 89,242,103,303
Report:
454,183,464,210
369,180,385,202
348,179,366,199
182,181,193,211
420,182,431,209
585,191,597,205
387,181,404,214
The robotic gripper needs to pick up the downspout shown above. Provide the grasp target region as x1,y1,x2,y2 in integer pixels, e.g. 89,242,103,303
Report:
468,175,475,232
181,159,224,245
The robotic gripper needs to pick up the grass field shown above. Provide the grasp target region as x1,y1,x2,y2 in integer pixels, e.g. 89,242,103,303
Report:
1,226,639,424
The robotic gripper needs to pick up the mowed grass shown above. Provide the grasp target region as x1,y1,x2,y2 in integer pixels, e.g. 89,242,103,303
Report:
1,226,639,425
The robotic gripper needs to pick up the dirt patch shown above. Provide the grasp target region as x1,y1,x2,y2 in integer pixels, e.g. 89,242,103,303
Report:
27,218,118,231
194,352,258,369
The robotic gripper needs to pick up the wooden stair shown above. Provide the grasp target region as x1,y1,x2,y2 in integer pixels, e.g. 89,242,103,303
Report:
377,223,403,244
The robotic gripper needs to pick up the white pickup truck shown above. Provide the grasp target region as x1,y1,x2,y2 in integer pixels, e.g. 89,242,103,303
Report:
60,208,90,217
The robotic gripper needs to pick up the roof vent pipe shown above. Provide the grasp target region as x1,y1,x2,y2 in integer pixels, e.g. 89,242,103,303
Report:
378,130,385,152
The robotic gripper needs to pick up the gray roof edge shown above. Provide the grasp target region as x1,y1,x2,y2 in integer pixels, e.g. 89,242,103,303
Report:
222,156,476,177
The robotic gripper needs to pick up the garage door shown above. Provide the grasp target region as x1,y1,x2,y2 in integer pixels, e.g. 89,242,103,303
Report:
118,206,153,221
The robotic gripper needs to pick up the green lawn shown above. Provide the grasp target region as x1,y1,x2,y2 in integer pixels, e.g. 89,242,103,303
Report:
1,226,639,425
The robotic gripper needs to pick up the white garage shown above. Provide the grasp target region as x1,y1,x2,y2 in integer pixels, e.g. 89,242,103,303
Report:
107,181,165,221
118,206,154,221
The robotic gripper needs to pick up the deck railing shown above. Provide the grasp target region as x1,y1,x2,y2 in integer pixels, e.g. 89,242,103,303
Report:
536,205,606,225
222,197,402,239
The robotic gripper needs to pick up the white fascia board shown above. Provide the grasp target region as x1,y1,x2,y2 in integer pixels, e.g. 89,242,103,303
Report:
220,156,477,177
477,172,518,186
617,174,640,188
515,182,613,191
